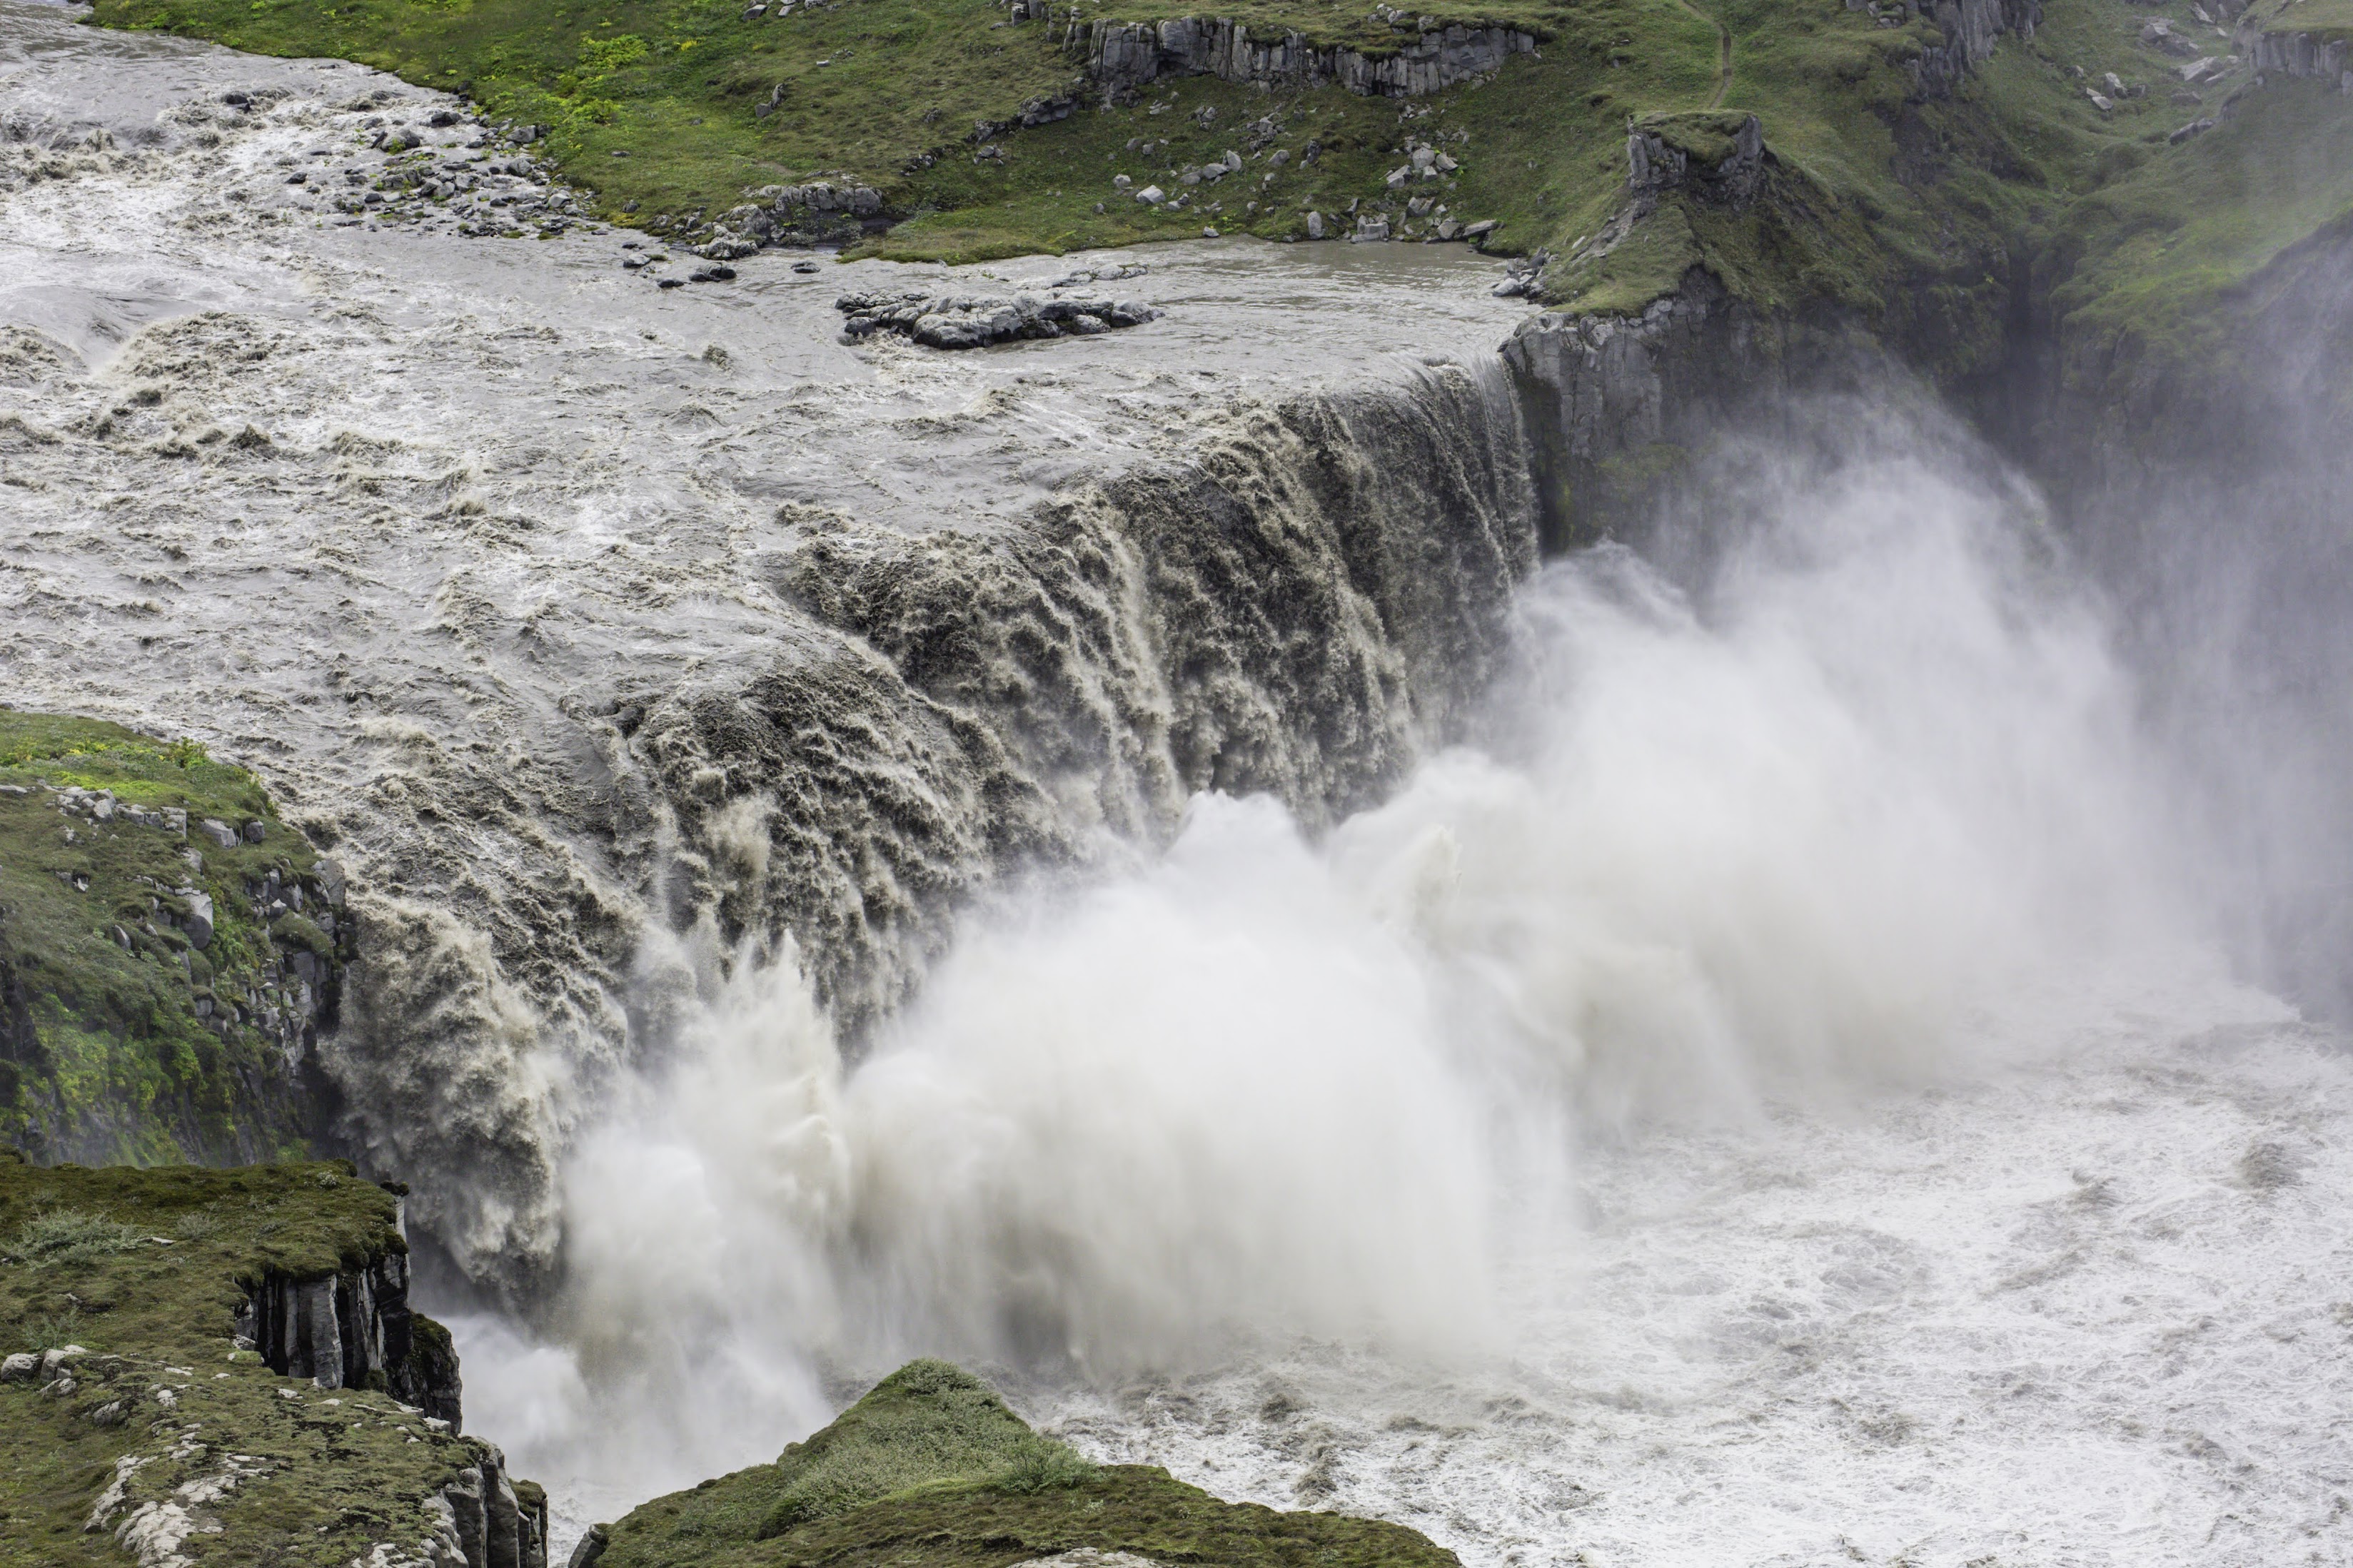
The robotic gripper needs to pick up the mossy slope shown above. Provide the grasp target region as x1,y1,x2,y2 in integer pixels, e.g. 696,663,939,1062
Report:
78,0,2352,400
597,1360,1458,1568
0,710,346,1168
0,1150,498,1567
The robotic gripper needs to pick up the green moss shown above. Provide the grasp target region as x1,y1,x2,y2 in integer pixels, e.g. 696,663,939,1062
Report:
0,709,343,1168
599,1360,1458,1568
0,1150,498,1568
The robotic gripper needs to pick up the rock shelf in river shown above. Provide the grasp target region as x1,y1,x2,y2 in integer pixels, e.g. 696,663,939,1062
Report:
837,290,1162,348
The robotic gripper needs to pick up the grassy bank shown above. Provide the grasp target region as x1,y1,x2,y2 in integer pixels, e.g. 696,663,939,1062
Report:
0,1150,503,1567
0,710,343,1167
81,0,2351,342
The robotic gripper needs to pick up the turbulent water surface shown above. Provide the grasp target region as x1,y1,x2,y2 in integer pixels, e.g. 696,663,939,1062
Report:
6,6,2351,1568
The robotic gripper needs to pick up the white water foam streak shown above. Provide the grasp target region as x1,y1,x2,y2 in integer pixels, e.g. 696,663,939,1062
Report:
453,430,2337,1567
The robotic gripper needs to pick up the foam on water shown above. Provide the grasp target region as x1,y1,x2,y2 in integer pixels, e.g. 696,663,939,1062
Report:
450,422,2353,1566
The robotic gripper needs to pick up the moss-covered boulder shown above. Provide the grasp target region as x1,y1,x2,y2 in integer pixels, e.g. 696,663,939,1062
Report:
0,709,348,1166
0,1148,543,1567
593,1360,1458,1568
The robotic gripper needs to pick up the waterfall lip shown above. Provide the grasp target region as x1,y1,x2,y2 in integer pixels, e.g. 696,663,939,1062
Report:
0,0,1542,1285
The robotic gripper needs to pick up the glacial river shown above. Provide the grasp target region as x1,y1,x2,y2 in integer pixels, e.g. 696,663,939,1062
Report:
6,6,2350,1566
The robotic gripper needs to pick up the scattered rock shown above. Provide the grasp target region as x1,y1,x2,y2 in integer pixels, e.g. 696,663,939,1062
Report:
0,1352,36,1383
2168,116,2217,142
198,817,238,850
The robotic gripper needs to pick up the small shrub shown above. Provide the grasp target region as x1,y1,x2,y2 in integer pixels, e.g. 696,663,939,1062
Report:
24,1305,82,1351
173,1210,223,1241
994,1440,1097,1495
9,1208,143,1268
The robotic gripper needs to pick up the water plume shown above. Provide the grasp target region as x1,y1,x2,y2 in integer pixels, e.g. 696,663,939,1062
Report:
461,401,2199,1543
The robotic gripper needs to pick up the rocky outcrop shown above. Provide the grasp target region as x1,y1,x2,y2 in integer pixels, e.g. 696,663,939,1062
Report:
1,1153,543,1568
1502,272,1886,547
236,1232,463,1428
0,718,353,1168
424,1448,549,1568
835,289,1162,348
2246,27,2353,89
1077,16,1536,100
1899,0,2043,94
590,1362,1459,1568
702,180,889,257
1626,113,1773,210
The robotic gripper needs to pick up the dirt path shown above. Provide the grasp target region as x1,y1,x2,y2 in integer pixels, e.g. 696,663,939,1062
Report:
1675,0,1733,107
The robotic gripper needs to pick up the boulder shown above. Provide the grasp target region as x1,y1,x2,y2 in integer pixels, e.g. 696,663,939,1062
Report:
183,891,216,950
198,818,238,849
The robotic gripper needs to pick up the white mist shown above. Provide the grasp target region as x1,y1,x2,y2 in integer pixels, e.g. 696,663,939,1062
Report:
448,409,2316,1566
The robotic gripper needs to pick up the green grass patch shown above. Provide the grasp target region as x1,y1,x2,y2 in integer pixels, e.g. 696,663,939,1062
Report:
0,1150,498,1568
598,1358,1458,1567
0,709,341,1167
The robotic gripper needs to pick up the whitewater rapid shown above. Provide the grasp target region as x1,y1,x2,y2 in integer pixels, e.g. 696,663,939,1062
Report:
455,420,2353,1567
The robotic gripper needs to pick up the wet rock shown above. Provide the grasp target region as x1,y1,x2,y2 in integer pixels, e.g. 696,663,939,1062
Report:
835,290,1161,349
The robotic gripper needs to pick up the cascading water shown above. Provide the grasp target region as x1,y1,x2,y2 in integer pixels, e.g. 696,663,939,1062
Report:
447,398,2349,1566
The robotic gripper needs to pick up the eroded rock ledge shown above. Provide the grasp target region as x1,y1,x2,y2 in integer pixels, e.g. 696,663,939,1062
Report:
0,1153,543,1568
1077,15,1538,100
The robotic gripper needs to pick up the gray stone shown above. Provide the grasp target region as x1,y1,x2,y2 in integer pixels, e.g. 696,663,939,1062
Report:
1305,210,1325,238
183,891,216,950
836,289,1160,350
198,817,238,849
243,819,268,844
0,1352,37,1383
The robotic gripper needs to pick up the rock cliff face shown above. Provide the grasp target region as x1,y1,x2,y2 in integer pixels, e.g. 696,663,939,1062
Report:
238,1234,465,1427
1077,16,1537,100
1906,0,2043,93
